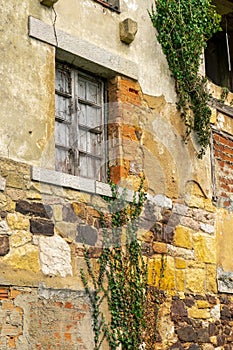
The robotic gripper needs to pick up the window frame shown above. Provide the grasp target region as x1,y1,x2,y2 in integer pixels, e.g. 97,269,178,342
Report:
55,61,107,182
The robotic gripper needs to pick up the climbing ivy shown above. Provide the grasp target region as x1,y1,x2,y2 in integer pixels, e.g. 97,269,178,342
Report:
149,0,221,156
80,178,147,349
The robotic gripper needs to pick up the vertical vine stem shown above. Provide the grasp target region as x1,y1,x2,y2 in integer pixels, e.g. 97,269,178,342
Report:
81,177,148,349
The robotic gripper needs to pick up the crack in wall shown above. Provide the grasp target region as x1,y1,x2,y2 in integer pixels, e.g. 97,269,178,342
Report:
52,6,58,47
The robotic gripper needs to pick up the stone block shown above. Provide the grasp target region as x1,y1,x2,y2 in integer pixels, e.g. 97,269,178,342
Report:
193,234,216,264
53,205,63,222
159,256,175,291
7,213,30,230
0,220,11,235
167,244,195,260
55,222,77,240
175,258,186,269
39,235,72,277
62,205,77,223
152,241,167,254
186,267,205,293
2,244,40,272
72,202,86,219
196,300,209,309
174,225,193,249
10,230,32,248
206,264,217,293
0,236,9,256
188,306,210,319
177,325,196,342
176,269,185,292
76,224,98,246
147,257,162,287
30,218,54,236
217,267,233,293
120,18,138,44
16,200,52,219
171,299,188,320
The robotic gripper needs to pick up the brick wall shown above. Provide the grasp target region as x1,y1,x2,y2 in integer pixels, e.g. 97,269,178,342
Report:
0,286,93,350
213,130,233,209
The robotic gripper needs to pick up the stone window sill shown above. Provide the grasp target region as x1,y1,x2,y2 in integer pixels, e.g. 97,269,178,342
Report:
31,166,135,201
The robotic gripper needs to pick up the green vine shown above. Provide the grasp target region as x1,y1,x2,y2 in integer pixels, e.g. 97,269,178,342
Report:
149,0,221,156
80,178,147,349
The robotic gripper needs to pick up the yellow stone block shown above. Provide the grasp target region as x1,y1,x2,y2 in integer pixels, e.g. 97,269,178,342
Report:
193,234,216,264
176,269,185,292
159,256,175,291
203,198,215,212
206,264,217,293
174,225,193,249
147,256,162,287
210,107,217,124
209,336,217,345
2,245,40,272
175,258,186,269
184,181,205,209
26,190,42,200
187,261,205,269
188,306,210,319
196,300,210,309
7,213,30,230
10,230,32,248
53,205,63,222
148,255,175,291
186,267,205,293
152,241,167,254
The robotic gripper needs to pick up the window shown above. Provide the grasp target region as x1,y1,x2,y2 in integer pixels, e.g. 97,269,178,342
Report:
55,62,106,181
93,0,120,12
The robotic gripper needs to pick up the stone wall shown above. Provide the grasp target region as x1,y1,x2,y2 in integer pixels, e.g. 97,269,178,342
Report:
0,152,231,349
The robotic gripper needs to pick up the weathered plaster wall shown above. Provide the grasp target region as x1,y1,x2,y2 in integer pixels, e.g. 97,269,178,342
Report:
0,1,55,166
37,0,177,101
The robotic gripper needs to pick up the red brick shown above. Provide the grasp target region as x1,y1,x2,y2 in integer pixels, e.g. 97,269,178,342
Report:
0,287,9,300
64,333,72,341
64,302,74,309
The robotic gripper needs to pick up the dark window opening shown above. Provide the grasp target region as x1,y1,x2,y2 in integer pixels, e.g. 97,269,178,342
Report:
93,0,120,12
205,12,233,92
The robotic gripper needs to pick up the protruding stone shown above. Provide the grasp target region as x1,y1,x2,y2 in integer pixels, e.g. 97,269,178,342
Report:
40,0,59,7
120,18,138,44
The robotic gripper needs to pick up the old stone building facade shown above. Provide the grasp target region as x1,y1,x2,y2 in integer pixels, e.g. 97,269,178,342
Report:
1,0,233,349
